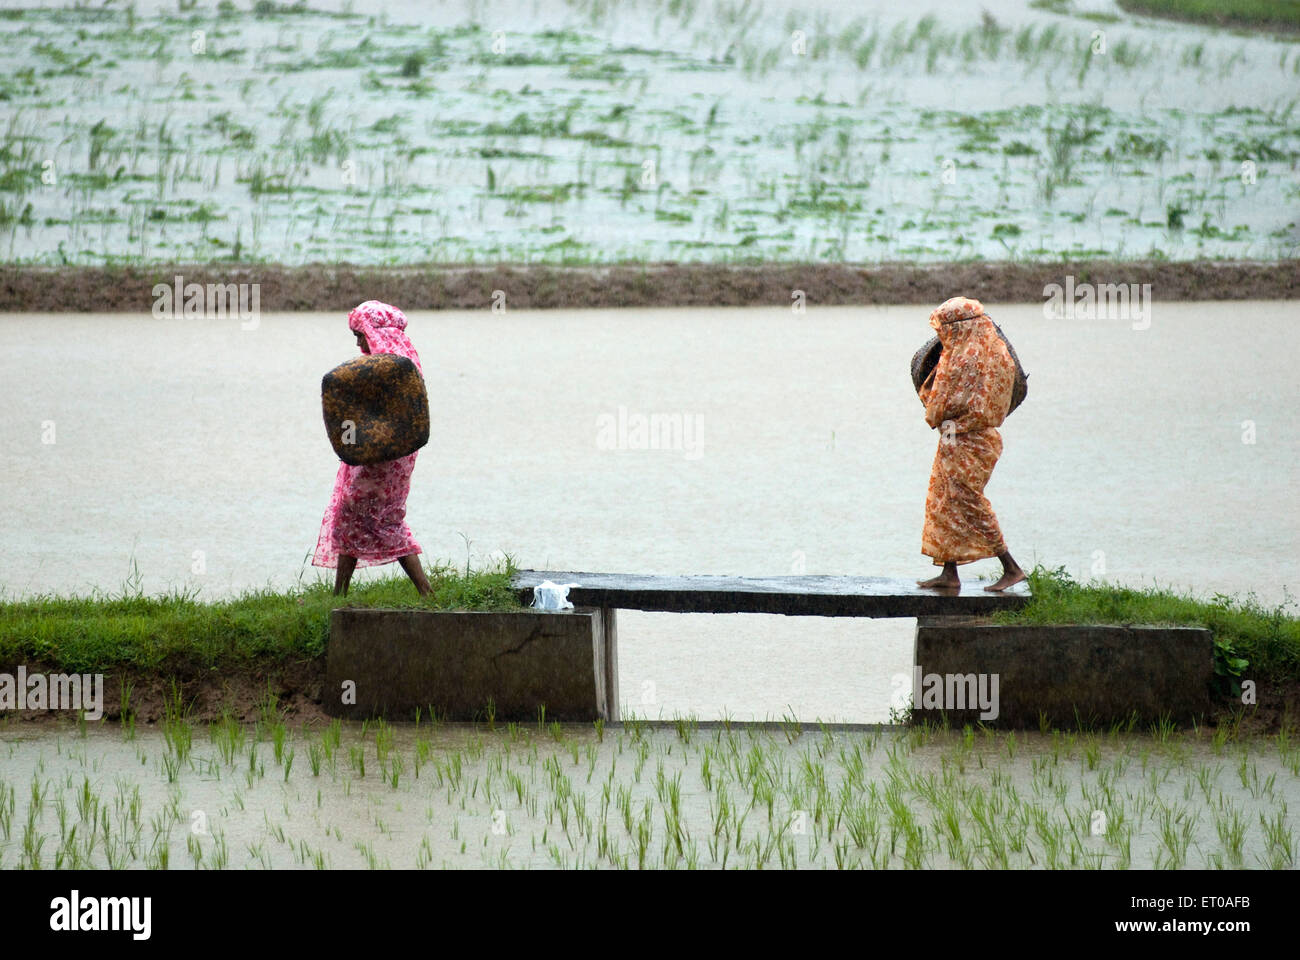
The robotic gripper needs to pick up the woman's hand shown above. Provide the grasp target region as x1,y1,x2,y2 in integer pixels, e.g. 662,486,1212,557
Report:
920,368,945,427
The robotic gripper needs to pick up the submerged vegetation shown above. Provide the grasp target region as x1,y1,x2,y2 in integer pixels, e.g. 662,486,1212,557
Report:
0,2,1296,265
1,713,1297,869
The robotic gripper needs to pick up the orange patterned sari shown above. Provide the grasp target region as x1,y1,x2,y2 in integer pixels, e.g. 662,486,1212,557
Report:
919,297,1017,565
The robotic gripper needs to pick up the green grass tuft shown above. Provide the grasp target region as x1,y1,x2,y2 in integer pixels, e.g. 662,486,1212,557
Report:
0,558,520,674
997,565,1300,684
1117,0,1300,32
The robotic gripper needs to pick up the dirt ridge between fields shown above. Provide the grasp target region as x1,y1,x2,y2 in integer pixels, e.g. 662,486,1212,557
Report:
2,260,1296,312
0,659,1294,734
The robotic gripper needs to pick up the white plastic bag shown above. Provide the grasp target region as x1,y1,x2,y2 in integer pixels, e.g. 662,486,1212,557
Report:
531,580,580,611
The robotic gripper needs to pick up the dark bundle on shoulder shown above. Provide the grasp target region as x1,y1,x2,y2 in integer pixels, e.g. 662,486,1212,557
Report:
322,353,430,466
910,324,1029,416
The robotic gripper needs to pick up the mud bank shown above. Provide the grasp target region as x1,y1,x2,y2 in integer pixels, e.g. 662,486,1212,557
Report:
0,659,329,728
1,658,1294,734
2,261,1296,313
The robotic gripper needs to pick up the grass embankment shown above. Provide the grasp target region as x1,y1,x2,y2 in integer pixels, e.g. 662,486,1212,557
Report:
1117,0,1300,32
2,562,1296,725
0,560,520,674
0,561,521,722
0,561,520,674
995,566,1300,709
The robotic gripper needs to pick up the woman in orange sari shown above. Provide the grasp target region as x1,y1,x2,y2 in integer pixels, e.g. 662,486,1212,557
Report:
917,296,1025,592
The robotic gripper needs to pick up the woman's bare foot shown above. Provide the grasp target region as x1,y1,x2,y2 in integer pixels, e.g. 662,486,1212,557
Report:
983,552,1026,592
917,562,959,589
983,570,1025,591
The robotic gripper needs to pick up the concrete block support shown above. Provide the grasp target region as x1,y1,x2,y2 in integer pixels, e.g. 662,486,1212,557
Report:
326,607,615,721
913,617,1213,727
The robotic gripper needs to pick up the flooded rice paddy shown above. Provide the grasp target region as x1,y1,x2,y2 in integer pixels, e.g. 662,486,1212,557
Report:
2,0,1297,265
1,716,1297,869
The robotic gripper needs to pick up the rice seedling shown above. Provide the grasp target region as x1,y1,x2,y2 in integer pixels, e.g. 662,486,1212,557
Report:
309,742,323,776
160,683,194,765
1083,738,1101,772
271,722,289,766
1258,807,1295,867
416,834,433,869
354,839,382,869
349,744,366,778
211,709,246,766
388,754,403,789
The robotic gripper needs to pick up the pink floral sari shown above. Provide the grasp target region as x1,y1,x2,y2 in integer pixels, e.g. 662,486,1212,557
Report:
311,301,424,569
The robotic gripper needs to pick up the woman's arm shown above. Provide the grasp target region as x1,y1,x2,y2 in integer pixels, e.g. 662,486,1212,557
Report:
921,366,948,429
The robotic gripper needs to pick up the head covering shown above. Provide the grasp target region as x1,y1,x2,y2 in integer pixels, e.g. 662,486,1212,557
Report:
929,296,988,330
349,300,422,374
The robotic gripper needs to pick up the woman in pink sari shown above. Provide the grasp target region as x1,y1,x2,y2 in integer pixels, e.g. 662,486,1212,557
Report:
312,301,432,597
